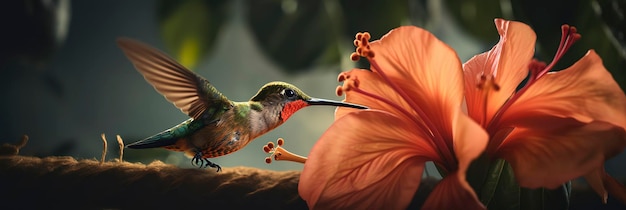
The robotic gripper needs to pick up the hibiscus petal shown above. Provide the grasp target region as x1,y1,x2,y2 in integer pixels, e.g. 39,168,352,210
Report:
495,118,626,189
585,167,626,204
585,167,609,203
299,110,438,209
603,173,626,204
367,26,465,140
463,18,536,126
453,111,490,172
422,172,485,210
500,50,626,130
422,113,488,209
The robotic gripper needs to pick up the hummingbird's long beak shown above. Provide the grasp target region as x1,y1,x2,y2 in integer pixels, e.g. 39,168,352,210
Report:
306,98,368,109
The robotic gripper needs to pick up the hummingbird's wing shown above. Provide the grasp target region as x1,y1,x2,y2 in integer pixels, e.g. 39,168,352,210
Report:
117,38,232,120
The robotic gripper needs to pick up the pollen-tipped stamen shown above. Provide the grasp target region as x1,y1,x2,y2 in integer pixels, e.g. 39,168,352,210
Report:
263,138,306,164
352,32,375,59
350,52,360,61
477,74,501,91
475,73,502,127
336,85,345,96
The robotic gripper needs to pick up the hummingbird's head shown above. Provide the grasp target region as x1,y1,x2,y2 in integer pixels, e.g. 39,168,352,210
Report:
250,82,368,122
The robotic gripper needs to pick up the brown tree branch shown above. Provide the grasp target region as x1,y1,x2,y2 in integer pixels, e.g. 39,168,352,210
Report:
0,155,306,209
0,136,306,209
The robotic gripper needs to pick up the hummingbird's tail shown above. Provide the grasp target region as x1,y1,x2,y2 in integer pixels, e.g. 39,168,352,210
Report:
125,131,179,149
126,119,196,149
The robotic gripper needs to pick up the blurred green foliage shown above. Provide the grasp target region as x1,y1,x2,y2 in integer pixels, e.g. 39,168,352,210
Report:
157,0,228,70
244,0,412,73
446,0,505,43
158,0,413,73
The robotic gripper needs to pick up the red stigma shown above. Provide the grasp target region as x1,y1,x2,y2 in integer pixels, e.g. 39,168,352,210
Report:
530,24,581,80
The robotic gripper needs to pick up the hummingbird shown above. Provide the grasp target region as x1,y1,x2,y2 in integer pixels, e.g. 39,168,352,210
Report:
117,38,367,172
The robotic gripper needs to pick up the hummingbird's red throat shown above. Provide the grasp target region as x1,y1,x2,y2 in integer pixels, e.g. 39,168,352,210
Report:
281,100,308,121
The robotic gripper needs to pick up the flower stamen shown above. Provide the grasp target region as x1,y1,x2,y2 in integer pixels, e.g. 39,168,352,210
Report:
476,73,501,126
263,138,306,164
477,73,501,91
352,32,375,59
336,72,360,96
488,24,581,132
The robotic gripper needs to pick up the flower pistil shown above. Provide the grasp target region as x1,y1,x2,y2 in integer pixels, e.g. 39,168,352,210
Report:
487,24,581,133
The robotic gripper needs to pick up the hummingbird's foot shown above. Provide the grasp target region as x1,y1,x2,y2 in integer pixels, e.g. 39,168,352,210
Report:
191,152,203,167
191,151,222,172
204,161,222,172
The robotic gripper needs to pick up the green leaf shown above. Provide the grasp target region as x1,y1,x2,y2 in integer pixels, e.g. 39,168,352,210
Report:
519,182,571,210
466,153,492,197
157,0,229,70
470,159,571,210
487,161,521,210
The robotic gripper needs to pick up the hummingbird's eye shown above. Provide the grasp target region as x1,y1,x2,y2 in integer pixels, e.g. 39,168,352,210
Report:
283,89,297,98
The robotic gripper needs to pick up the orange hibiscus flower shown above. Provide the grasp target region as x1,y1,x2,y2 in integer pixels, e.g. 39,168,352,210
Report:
463,19,626,203
297,27,489,209
280,19,626,209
